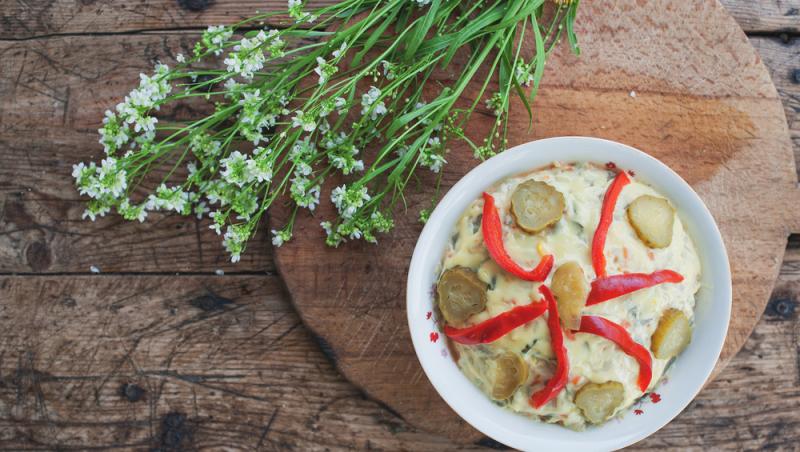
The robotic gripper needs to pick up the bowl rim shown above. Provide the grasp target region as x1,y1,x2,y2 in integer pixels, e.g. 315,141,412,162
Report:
406,136,732,452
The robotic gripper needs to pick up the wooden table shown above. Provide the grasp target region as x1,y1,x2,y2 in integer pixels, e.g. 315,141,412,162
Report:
0,1,797,449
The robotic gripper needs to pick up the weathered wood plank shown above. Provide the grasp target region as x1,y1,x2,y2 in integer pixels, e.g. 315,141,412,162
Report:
1,33,798,274
0,0,796,40
751,36,800,179
719,0,800,34
0,248,797,450
0,275,474,450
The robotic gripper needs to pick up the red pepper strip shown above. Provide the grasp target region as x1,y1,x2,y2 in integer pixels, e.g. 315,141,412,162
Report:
586,269,684,306
577,315,653,392
529,285,570,409
482,192,554,282
444,301,547,345
591,171,631,278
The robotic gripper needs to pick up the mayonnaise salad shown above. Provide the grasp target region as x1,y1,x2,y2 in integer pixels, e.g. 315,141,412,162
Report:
435,161,701,430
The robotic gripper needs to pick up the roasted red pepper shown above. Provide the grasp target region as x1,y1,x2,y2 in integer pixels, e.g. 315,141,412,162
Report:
577,315,653,392
482,192,554,281
591,171,631,278
529,285,570,409
586,269,684,306
444,301,547,345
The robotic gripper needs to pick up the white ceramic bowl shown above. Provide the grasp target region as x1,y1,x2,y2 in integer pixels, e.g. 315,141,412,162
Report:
406,137,731,451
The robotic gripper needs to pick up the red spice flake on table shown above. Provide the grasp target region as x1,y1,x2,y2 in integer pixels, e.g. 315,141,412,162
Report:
591,171,631,278
481,192,554,281
605,162,617,170
649,392,662,403
628,170,636,177
529,286,570,409
634,409,644,416
444,301,547,345
426,311,432,320
429,332,439,343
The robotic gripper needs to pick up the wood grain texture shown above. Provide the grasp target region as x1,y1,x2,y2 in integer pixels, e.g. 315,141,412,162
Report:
274,0,800,442
0,253,797,450
0,0,797,450
0,275,476,450
0,0,795,39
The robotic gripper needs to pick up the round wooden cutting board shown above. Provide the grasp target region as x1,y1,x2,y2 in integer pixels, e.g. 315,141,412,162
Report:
273,0,800,442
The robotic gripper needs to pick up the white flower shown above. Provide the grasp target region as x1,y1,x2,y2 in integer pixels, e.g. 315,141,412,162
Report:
332,43,347,59
381,60,396,80
271,228,292,247
82,204,110,221
97,157,127,198
290,137,315,161
209,211,225,234
420,137,446,173
327,139,364,175
220,151,251,187
361,86,381,106
314,57,337,85
176,53,186,63
291,111,316,132
194,201,210,219
190,133,222,159
514,60,534,86
98,110,130,154
147,184,190,213
485,92,504,117
203,25,233,56
290,177,321,211
223,225,249,263
294,161,312,177
361,86,386,119
334,97,347,112
247,152,274,183
224,30,284,79
118,199,147,222
288,0,316,23
331,184,370,219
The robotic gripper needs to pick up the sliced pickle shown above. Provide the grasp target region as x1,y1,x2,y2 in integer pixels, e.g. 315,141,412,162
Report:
492,352,528,400
574,381,625,424
510,180,565,234
551,261,588,330
650,308,692,360
627,195,675,248
436,266,487,326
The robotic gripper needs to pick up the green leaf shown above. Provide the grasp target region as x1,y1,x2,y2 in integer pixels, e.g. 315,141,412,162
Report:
403,0,442,63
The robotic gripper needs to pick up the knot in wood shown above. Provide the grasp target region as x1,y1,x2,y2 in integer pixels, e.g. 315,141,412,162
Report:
768,297,796,319
120,383,145,402
176,0,213,11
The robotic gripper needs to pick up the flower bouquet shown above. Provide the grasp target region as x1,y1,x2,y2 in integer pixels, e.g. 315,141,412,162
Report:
73,0,580,262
